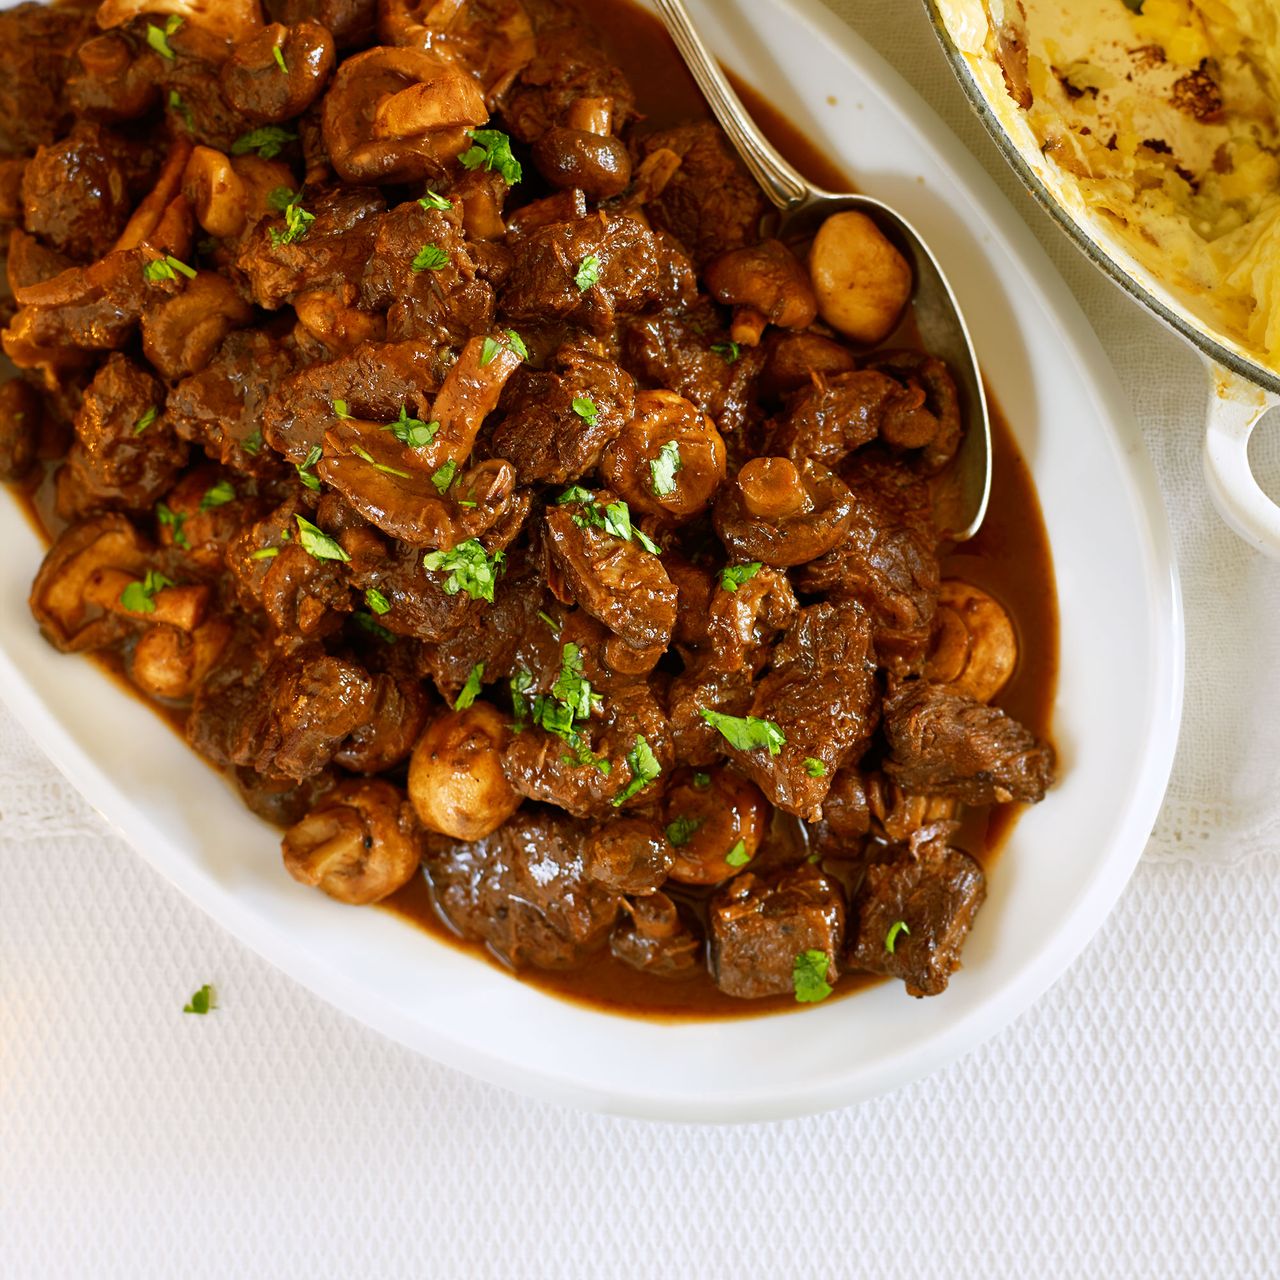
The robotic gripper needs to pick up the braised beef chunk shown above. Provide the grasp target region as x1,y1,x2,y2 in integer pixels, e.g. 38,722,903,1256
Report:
0,4,87,157
728,602,879,821
237,186,387,309
846,841,986,997
62,354,187,515
234,646,376,781
489,343,635,484
797,454,941,674
639,121,770,269
20,124,137,261
620,304,765,435
709,865,845,999
502,210,695,333
883,680,1055,805
15,0,1059,1014
425,809,620,969
167,330,294,477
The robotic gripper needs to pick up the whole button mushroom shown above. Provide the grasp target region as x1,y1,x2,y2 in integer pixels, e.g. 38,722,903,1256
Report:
321,47,489,184
809,210,913,345
663,766,770,886
924,580,1018,704
532,127,631,201
408,701,523,842
704,238,817,347
713,455,856,567
600,389,727,521
283,778,423,905
221,22,337,124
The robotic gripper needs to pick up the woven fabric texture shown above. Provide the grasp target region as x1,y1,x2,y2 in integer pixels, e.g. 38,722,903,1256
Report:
4,0,1280,1276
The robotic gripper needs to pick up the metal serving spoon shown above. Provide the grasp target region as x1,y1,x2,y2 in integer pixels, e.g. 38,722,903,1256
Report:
653,0,992,539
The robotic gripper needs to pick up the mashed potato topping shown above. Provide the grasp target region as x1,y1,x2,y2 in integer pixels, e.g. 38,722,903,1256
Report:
1006,0,1280,363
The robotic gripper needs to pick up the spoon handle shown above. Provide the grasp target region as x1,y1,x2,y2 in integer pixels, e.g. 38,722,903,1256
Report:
653,0,815,212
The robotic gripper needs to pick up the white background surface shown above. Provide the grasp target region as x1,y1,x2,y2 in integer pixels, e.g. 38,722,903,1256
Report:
3,0,1280,1275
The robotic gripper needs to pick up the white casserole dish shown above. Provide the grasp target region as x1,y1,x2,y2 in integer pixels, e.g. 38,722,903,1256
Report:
0,0,1183,1120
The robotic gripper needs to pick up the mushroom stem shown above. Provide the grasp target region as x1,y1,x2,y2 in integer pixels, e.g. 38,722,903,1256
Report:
737,457,813,520
566,96,614,135
729,306,768,348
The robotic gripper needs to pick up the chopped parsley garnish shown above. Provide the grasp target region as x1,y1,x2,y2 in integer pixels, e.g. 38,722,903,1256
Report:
649,440,682,497
269,191,314,245
146,15,182,60
268,185,298,212
455,662,485,711
720,562,762,592
885,920,910,954
182,983,215,1015
364,587,391,616
119,570,175,615
804,757,827,778
571,396,598,427
458,128,522,184
555,488,660,554
411,242,449,272
574,254,601,292
724,839,750,868
423,539,504,603
386,406,438,448
142,255,197,283
509,668,534,730
233,125,298,160
480,329,528,366
199,480,236,511
332,399,352,419
133,406,159,436
156,502,188,550
352,612,396,643
242,429,263,456
792,950,833,1004
296,444,322,491
430,459,457,495
699,708,786,756
349,442,412,479
419,190,453,210
272,44,288,73
711,341,741,364
250,546,280,560
665,815,702,847
168,89,193,132
552,643,599,720
612,734,661,806
537,609,561,634
294,515,349,562
692,771,711,789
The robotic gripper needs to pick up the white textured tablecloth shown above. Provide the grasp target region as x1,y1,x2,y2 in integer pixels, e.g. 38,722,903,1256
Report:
5,2,1280,1276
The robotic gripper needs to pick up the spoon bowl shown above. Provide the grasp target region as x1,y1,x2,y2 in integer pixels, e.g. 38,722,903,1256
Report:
654,0,992,539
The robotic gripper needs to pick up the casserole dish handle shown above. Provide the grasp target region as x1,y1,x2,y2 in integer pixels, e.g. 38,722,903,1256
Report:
1202,363,1280,557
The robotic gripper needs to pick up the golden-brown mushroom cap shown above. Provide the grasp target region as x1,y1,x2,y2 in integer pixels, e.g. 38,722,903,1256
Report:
282,778,423,905
925,580,1018,704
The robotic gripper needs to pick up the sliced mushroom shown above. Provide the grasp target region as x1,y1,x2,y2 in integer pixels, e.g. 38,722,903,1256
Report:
407,700,521,841
29,514,149,652
713,456,855,567
282,778,423,905
182,147,248,239
95,0,262,43
321,46,488,184
141,271,254,381
925,580,1017,703
809,210,912,345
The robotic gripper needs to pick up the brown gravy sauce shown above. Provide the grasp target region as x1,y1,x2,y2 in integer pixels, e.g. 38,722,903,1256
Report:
7,0,1058,1023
